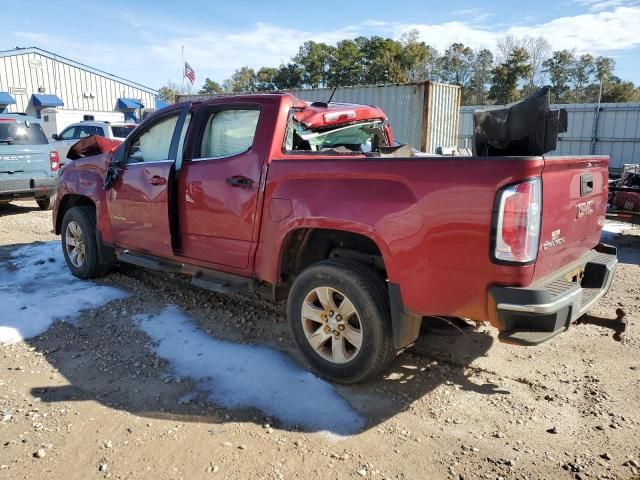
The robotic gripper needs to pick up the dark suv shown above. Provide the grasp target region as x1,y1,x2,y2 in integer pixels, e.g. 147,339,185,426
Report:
0,114,59,209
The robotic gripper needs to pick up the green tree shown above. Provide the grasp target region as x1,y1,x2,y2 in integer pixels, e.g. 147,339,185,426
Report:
489,47,532,104
469,49,494,105
273,63,304,90
497,36,551,96
571,54,595,102
158,85,177,103
399,30,439,82
255,67,278,91
356,36,406,85
601,77,640,102
198,78,223,95
294,41,335,88
328,40,364,87
158,80,189,103
595,56,615,84
542,50,576,103
222,67,257,92
438,43,474,87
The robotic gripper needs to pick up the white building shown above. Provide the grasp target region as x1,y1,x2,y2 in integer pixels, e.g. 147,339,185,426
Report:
0,47,165,121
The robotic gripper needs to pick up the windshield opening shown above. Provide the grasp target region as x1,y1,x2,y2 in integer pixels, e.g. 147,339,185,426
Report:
0,121,48,146
285,114,388,154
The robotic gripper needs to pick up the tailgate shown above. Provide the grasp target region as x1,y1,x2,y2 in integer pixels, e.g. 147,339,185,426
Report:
0,146,51,179
531,155,609,282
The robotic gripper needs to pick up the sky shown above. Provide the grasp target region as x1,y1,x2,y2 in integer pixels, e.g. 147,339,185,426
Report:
2,0,640,91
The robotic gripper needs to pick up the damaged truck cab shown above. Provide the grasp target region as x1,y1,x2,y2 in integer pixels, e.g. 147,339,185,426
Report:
53,92,617,383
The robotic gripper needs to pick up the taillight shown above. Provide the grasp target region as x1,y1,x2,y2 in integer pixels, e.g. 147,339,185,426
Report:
493,178,541,264
49,151,60,172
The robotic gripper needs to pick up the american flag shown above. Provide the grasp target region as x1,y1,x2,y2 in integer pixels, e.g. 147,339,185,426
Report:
184,62,196,85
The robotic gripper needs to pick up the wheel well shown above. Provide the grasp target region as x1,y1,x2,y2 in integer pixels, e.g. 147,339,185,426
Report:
277,228,385,300
55,195,95,234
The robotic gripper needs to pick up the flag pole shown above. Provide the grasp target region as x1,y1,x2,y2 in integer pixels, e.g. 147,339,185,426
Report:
181,45,184,89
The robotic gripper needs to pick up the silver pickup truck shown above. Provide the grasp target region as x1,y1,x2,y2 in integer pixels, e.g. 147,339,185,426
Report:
0,114,59,210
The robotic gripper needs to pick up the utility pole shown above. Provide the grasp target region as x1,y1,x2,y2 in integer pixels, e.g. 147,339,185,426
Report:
590,79,603,155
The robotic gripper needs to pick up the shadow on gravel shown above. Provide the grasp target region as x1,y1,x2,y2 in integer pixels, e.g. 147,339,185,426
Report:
25,313,500,434
0,202,40,217
575,309,629,341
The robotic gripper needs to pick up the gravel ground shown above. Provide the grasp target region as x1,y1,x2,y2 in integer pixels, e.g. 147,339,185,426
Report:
1,200,639,480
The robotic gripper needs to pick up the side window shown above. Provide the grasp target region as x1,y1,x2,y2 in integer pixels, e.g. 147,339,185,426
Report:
59,127,77,140
198,109,260,159
127,114,179,164
77,125,103,138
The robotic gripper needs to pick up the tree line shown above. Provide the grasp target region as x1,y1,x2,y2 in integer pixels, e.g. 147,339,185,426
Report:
159,31,640,106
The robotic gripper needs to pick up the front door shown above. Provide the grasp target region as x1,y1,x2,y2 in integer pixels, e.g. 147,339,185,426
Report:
106,108,187,257
178,106,263,270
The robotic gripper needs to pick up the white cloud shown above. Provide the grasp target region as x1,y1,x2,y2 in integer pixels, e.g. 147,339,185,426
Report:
451,8,494,22
397,6,640,54
575,0,640,11
506,7,640,51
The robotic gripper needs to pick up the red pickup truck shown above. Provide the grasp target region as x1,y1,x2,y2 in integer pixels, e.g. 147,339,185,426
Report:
53,93,617,383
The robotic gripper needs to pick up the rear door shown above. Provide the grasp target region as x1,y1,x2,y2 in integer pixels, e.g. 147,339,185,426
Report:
177,105,264,269
106,107,189,257
532,155,609,281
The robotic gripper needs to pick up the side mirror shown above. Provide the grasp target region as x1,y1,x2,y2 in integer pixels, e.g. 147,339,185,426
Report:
51,133,59,140
111,143,124,165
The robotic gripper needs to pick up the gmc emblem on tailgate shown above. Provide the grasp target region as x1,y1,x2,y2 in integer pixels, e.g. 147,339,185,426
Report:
543,229,566,250
576,200,595,219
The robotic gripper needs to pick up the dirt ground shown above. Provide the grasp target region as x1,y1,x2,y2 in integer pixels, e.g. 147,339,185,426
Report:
1,200,639,480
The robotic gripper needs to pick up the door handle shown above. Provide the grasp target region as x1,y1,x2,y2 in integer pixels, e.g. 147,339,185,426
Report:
149,175,167,186
225,175,253,188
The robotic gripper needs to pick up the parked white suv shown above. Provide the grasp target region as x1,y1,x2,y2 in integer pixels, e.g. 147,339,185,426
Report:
51,121,136,160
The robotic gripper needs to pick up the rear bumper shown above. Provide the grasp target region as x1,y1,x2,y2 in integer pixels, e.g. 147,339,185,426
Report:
489,244,618,345
0,176,57,201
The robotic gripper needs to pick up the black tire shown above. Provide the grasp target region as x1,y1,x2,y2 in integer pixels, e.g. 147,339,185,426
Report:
36,194,56,210
61,206,112,279
287,259,396,384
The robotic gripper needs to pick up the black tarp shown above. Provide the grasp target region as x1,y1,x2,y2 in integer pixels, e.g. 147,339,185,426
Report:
473,86,567,156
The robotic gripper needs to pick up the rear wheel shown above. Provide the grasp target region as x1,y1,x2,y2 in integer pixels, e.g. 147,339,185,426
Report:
288,259,396,384
36,194,56,210
61,206,112,279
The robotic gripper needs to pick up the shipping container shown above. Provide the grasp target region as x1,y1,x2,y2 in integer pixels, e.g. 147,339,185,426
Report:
177,82,462,153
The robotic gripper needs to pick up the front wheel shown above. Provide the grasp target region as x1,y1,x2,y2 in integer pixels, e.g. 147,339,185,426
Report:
61,206,112,279
287,259,396,384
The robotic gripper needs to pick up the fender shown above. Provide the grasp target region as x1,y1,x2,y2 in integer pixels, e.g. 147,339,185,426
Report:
54,152,114,242
254,172,420,285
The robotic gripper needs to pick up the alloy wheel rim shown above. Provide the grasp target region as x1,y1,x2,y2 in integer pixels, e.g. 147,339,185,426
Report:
300,286,363,364
65,221,86,268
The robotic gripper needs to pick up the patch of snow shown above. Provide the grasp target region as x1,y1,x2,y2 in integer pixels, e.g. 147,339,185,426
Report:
603,222,630,234
0,242,126,344
135,306,364,435
601,221,629,243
